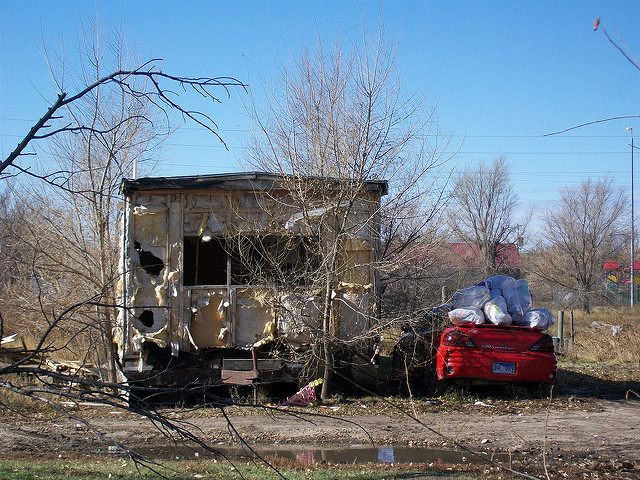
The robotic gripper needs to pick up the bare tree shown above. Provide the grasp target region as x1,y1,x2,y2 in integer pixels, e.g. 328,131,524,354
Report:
0,190,17,296
0,21,246,384
447,156,520,277
533,176,627,312
245,28,451,399
28,26,161,382
0,20,250,474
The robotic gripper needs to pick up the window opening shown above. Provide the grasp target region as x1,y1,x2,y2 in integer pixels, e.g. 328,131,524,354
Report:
183,235,316,287
183,236,227,286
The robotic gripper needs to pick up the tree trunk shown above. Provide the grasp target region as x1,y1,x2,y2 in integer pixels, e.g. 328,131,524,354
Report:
483,242,498,276
320,336,333,400
320,280,334,400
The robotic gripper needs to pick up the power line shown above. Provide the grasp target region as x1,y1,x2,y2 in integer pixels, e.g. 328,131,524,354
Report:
1,133,629,155
0,117,635,139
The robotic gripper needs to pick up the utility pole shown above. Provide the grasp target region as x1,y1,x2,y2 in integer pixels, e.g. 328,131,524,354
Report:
627,126,634,307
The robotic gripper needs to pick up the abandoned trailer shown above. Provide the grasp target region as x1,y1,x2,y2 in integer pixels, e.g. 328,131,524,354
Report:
115,172,388,392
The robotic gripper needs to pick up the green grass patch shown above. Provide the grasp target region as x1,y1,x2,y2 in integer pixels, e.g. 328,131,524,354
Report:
0,458,480,480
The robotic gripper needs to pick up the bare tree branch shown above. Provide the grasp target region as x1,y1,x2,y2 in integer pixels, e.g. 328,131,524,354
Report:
1,60,246,176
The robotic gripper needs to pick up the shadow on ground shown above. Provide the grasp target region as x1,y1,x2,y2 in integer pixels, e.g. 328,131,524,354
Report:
420,364,640,401
554,365,640,399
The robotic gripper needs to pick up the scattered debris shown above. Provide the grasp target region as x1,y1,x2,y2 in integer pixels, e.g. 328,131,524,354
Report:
1,333,20,346
45,359,100,379
1,334,100,381
473,401,496,408
279,379,323,407
590,321,623,336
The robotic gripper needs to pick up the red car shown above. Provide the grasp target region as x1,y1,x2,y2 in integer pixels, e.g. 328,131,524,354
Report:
436,322,556,385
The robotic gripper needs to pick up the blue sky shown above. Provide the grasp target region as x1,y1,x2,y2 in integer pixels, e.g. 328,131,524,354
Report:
1,1,639,230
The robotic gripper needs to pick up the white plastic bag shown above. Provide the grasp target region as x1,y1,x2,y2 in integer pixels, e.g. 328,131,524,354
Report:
483,296,513,325
501,278,532,317
451,285,490,309
515,308,555,330
448,307,485,325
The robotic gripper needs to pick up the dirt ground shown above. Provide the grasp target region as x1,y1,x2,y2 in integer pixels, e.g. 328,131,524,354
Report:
1,364,639,478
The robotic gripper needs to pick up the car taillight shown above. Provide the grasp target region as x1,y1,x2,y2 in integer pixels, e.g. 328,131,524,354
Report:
441,330,476,348
529,335,554,352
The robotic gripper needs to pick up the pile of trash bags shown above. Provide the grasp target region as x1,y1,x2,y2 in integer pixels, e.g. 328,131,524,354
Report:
448,275,555,330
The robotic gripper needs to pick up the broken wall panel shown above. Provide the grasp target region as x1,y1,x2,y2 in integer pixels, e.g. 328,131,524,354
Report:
131,277,167,333
233,288,274,347
189,290,227,348
278,294,320,347
167,194,184,348
339,237,374,286
133,208,167,247
337,291,371,341
128,193,170,351
184,211,228,236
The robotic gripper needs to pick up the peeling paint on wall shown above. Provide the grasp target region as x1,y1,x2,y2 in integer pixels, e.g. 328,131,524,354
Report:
133,206,167,246
128,199,171,350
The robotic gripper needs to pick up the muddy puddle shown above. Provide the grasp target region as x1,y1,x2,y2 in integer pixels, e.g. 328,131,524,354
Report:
129,444,499,465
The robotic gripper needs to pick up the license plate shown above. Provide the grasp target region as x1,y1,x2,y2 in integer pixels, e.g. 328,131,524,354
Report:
492,362,515,375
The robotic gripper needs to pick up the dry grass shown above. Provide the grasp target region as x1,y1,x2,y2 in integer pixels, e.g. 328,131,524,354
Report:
0,374,59,415
551,307,640,364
